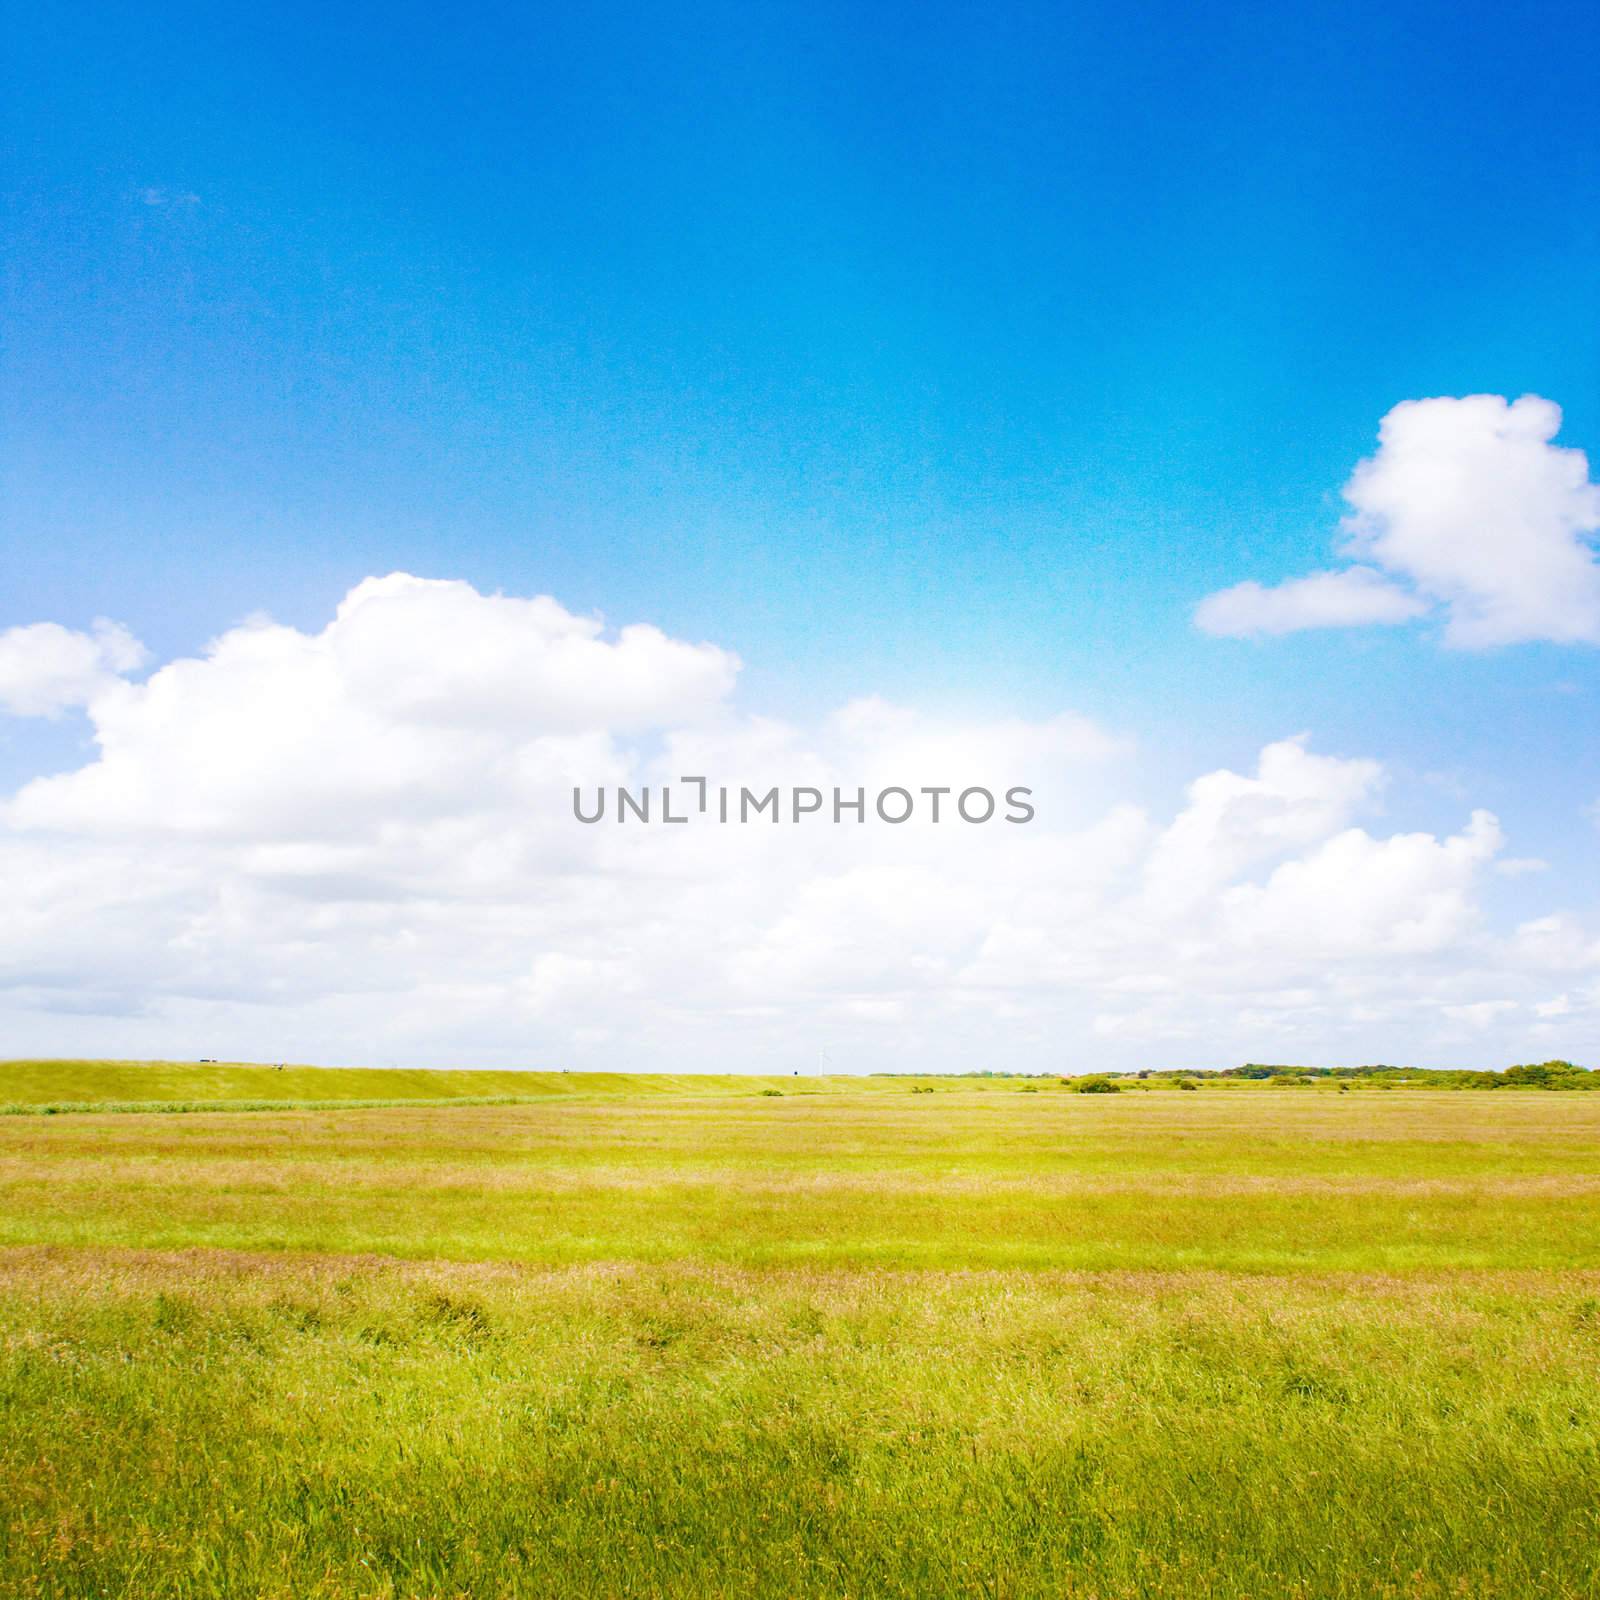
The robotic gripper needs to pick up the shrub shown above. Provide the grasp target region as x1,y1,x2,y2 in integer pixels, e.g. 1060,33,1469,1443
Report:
1074,1075,1119,1094
1502,1061,1590,1089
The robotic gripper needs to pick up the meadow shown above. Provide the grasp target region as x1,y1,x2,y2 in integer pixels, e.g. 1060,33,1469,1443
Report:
2,1062,1598,1597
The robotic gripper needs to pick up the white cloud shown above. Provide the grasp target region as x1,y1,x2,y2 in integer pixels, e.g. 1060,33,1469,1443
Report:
827,695,1129,775
1508,915,1600,973
0,573,1595,1072
1220,811,1503,957
0,619,147,717
1196,394,1600,648
328,575,738,732
1195,567,1426,638
1443,999,1519,1030
1495,857,1549,878
6,574,736,837
1142,736,1382,914
1344,395,1600,646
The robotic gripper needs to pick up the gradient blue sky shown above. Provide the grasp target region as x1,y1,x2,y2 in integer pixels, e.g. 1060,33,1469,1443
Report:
3,0,1599,1053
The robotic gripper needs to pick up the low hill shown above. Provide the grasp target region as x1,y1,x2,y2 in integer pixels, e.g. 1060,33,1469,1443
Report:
0,1059,804,1110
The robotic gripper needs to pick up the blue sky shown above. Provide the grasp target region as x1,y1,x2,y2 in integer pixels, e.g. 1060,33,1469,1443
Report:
2,0,1598,1068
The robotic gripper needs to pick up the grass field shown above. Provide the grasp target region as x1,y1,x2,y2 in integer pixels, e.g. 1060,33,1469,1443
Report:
2,1063,1598,1597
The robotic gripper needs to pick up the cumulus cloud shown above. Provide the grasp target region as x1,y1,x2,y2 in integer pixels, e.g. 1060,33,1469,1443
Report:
1195,567,1426,637
0,619,147,717
0,573,1594,1071
1344,395,1600,646
6,574,736,837
1142,736,1383,914
1220,811,1503,956
1197,394,1600,647
328,575,738,731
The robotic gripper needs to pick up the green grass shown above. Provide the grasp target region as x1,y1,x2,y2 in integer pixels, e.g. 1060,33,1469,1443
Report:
4,1083,1599,1271
0,1059,819,1109
3,1063,1599,1597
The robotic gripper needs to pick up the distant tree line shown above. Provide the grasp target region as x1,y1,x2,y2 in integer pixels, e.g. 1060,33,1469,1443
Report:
1205,1060,1595,1089
877,1061,1595,1089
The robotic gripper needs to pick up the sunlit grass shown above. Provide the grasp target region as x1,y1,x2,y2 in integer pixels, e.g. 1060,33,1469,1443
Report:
5,1251,1599,1599
4,1086,1599,1270
2,1065,1599,1596
0,1058,817,1108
